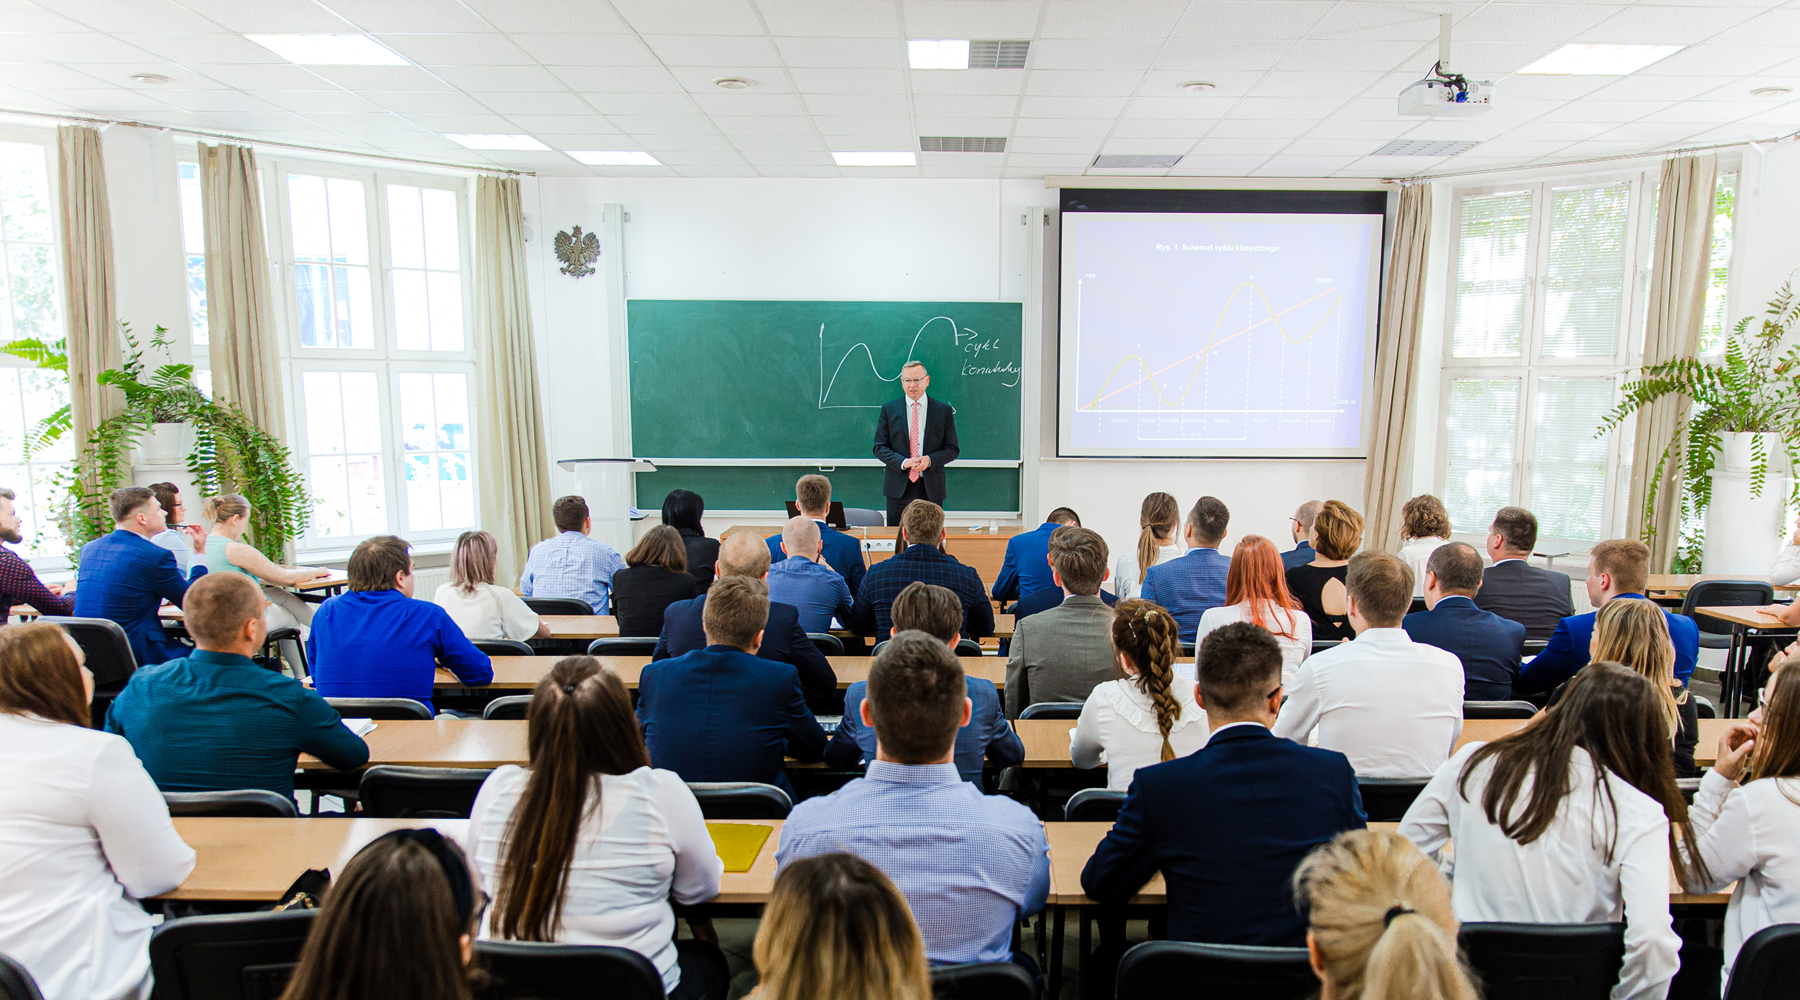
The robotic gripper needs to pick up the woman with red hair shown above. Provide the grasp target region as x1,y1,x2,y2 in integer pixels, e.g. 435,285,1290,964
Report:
1194,535,1311,686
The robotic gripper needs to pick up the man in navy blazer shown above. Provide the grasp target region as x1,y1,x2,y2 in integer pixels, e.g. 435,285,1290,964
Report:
74,486,207,669
765,473,865,598
992,507,1080,603
1516,538,1699,697
872,360,959,528
1083,622,1365,947
1282,500,1322,570
1402,542,1525,701
639,576,828,797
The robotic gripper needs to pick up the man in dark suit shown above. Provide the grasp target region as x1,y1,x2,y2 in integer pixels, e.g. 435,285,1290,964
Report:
992,506,1080,604
1084,621,1365,946
765,473,865,597
1403,542,1526,701
873,360,959,527
74,486,207,668
1283,500,1322,570
1473,506,1573,641
851,500,993,643
639,576,827,796
654,530,836,700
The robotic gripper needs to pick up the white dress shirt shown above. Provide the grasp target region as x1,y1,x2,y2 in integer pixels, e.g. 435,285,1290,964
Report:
1398,536,1450,597
1685,769,1800,989
0,713,196,1000
1400,743,1679,1000
469,765,724,993
433,582,541,641
1069,675,1208,790
1113,542,1184,601
1271,627,1463,777
1772,546,1800,586
1194,601,1312,687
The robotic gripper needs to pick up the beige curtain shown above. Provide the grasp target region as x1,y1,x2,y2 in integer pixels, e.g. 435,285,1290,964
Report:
1629,154,1718,570
57,125,120,482
200,143,285,437
474,176,552,583
1363,183,1433,554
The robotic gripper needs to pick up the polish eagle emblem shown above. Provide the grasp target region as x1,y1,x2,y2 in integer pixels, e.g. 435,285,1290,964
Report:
555,225,600,278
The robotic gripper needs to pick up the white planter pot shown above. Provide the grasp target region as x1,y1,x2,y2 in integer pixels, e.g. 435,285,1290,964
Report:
132,422,194,469
1702,431,1789,574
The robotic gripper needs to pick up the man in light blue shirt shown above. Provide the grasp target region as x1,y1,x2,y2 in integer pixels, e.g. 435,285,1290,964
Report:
1142,496,1232,642
520,495,625,614
767,516,853,633
779,631,1048,967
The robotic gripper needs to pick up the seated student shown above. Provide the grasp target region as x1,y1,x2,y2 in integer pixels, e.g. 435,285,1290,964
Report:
1515,538,1700,697
654,531,835,699
1275,552,1464,778
753,852,931,1000
1586,598,1698,777
1082,622,1365,946
765,474,866,597
850,501,994,643
1772,519,1800,586
0,485,71,615
279,828,483,1000
1399,663,1697,1000
992,506,1080,604
1006,526,1117,717
310,535,492,713
1402,541,1526,701
1141,496,1232,641
663,488,720,593
0,622,195,1000
521,495,626,614
779,631,1048,966
639,576,827,795
1196,534,1311,687
471,657,727,1000
1114,492,1183,602
768,516,853,634
1007,577,1115,622
1283,500,1323,570
145,481,204,579
1285,499,1360,643
105,573,370,799
828,581,1022,782
1070,599,1206,790
200,494,327,639
610,525,699,638
1396,494,1452,599
433,529,548,641
1473,506,1574,641
74,486,206,667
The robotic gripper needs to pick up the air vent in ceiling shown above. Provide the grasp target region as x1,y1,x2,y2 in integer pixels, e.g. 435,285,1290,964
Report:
969,40,1030,69
1370,139,1480,156
921,136,1007,153
1092,154,1182,169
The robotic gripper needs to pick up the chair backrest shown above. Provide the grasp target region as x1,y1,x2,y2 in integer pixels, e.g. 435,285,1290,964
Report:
1523,639,1549,658
1356,777,1429,823
325,696,432,721
1179,641,1197,657
870,640,889,656
956,637,984,657
1694,694,1717,719
843,507,884,527
587,637,658,656
36,616,137,692
1724,923,1800,1000
1464,700,1539,719
686,781,792,819
1409,596,1429,616
1064,788,1127,823
358,765,494,818
930,961,1036,1000
522,597,595,617
0,954,44,1000
1115,940,1316,1000
475,941,665,1000
1018,702,1085,720
473,638,535,657
1311,638,1344,655
1682,580,1776,636
148,909,319,1000
482,695,533,720
807,632,846,656
164,790,298,818
1458,922,1625,1000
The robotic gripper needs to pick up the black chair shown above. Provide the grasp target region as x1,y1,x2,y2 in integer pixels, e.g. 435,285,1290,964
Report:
1464,700,1538,719
1724,923,1800,1000
807,632,846,655
1063,788,1127,822
1682,580,1776,650
164,790,298,818
476,941,664,1000
474,638,535,657
263,627,308,679
483,695,533,720
0,954,43,1000
1018,702,1084,720
930,961,1036,1000
843,507,884,527
1115,940,1316,1000
686,781,792,819
1522,639,1549,659
1695,694,1718,719
1311,638,1344,655
587,637,658,656
1458,922,1625,1000
358,765,493,818
148,909,319,1000
956,638,984,657
522,597,595,617
1356,777,1428,823
1409,596,1429,616
37,616,137,692
325,697,432,720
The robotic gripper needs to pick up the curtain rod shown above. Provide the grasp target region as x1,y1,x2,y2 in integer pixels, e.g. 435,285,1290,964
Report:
1389,130,1800,185
0,106,533,177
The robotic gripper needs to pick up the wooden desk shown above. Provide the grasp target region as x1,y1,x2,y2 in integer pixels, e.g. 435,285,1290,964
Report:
541,615,618,640
1696,605,1798,716
295,571,350,594
722,525,1027,590
1648,575,1798,596
300,719,526,769
436,655,1011,690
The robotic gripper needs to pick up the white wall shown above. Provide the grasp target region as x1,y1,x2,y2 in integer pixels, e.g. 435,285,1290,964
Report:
1730,137,1800,340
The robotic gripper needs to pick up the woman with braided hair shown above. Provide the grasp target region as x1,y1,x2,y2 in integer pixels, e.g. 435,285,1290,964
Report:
1070,598,1206,789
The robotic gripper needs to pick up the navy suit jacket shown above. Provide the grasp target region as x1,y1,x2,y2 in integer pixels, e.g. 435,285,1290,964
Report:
873,396,958,501
993,522,1059,602
1281,541,1315,571
1081,724,1365,947
1516,594,1700,695
1402,595,1526,701
765,521,866,598
637,645,828,795
849,543,994,641
652,593,837,699
74,529,206,668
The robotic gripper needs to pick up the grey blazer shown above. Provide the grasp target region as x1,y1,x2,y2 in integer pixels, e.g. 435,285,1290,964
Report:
1005,594,1118,718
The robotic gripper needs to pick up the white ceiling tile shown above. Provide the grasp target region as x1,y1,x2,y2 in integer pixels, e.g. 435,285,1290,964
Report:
1249,71,1385,99
899,0,1043,38
29,87,173,111
160,0,355,31
671,164,761,176
201,110,323,130
1736,104,1800,126
297,110,425,131
1172,1,1334,39
643,34,783,66
1122,95,1239,119
1003,152,1095,167
913,116,1013,134
1223,96,1350,120
1467,139,1575,157
0,63,110,89
1100,137,1188,155
609,0,767,35
1005,136,1098,154
1012,116,1114,136
609,114,719,134
1258,154,1359,170
531,132,635,147
757,165,843,176
304,66,456,91
1536,99,1666,122
374,34,535,66
653,150,750,165
1018,95,1128,118
1488,75,1616,101
506,114,619,131
1455,98,1565,123
459,0,630,32
1708,9,1800,45
369,91,492,114
710,114,818,134
1301,119,1415,140
788,67,906,93
1039,0,1188,39
772,36,903,68
258,90,384,113
1282,137,1388,156
801,93,909,116
1584,75,1738,101
1024,70,1143,97
689,91,807,115
185,63,335,90
398,112,519,131
1204,117,1312,138
1443,42,1566,76
0,1,90,32
1276,39,1423,73
1393,118,1515,141
739,149,835,165
155,89,284,113
1026,38,1161,71
337,130,467,148
1636,44,1790,76
1577,4,1760,45
911,94,1017,117
1154,40,1293,72
907,72,1031,96
509,34,659,65
1110,118,1207,138
52,0,220,32
248,129,376,147
627,133,738,151
0,32,164,63
118,109,228,127
666,66,792,93
809,114,912,134
1496,121,1617,142
919,149,1002,164
1187,136,1288,154
553,65,682,92
428,65,568,92
1452,4,1623,42
1308,3,1473,43
1168,155,1272,171
730,135,826,151
472,91,592,115
319,0,498,33
1595,121,1708,143
755,0,898,37
921,164,1002,177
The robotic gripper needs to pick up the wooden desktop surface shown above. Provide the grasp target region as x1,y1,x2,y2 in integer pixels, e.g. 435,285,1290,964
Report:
1648,575,1799,595
1694,606,1794,629
722,524,1026,589
435,655,1012,690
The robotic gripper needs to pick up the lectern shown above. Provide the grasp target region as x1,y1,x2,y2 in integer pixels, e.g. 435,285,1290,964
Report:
555,458,656,554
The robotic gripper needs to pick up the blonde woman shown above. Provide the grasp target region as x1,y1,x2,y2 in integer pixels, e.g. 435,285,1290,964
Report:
201,494,326,636
433,530,548,641
753,852,930,1000
1114,493,1183,601
1588,597,1698,776
1070,599,1206,789
1396,495,1452,599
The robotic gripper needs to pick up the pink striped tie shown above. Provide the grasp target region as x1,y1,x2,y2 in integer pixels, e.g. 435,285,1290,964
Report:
908,402,922,483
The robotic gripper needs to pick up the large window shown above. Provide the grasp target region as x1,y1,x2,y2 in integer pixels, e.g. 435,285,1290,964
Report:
177,162,207,346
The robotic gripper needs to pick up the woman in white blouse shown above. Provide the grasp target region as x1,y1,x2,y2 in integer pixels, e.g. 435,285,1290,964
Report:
1113,492,1184,602
0,622,195,1000
469,656,727,1000
1070,599,1206,790
1395,495,1451,599
435,530,549,641
1399,662,1702,1000
1194,535,1311,687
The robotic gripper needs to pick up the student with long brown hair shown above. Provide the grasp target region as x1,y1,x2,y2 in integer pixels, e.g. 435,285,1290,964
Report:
1114,492,1183,601
752,852,931,1000
468,656,726,1000
1195,535,1311,685
1070,599,1205,789
1399,662,1702,1000
1589,597,1699,776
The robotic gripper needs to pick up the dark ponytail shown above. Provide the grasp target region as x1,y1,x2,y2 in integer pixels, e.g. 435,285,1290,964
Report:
1111,598,1183,760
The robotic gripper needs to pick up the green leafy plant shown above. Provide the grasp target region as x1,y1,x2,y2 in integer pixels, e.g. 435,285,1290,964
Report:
1597,281,1800,571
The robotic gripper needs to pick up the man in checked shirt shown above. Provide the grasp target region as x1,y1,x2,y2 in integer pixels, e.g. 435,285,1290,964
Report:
0,487,72,616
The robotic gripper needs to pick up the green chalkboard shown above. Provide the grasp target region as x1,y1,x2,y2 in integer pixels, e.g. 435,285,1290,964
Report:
635,466,1021,515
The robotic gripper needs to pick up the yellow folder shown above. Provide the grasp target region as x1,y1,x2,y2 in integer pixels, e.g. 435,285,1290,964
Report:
706,822,773,873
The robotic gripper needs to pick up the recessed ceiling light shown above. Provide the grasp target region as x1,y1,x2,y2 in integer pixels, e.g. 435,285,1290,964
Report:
712,77,753,90
243,33,409,66
833,151,916,167
567,150,661,166
1751,86,1794,98
129,73,171,85
443,134,548,151
1179,81,1216,92
1517,43,1683,76
909,39,970,70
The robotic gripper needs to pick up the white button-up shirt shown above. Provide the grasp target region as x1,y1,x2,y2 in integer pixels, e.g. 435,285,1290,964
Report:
1271,626,1464,777
1685,769,1800,990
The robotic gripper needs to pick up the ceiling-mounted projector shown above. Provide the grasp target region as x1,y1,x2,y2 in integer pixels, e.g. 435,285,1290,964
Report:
1399,14,1493,117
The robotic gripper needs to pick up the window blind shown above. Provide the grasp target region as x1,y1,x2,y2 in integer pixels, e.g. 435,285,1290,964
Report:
1452,191,1532,359
1444,378,1520,534
1542,182,1629,359
1529,377,1613,543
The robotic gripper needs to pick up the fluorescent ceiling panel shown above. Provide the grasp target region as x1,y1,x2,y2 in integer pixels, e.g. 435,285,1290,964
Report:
567,150,661,165
909,39,971,70
443,133,549,150
1370,139,1480,156
242,34,410,66
1518,44,1685,76
832,150,917,166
